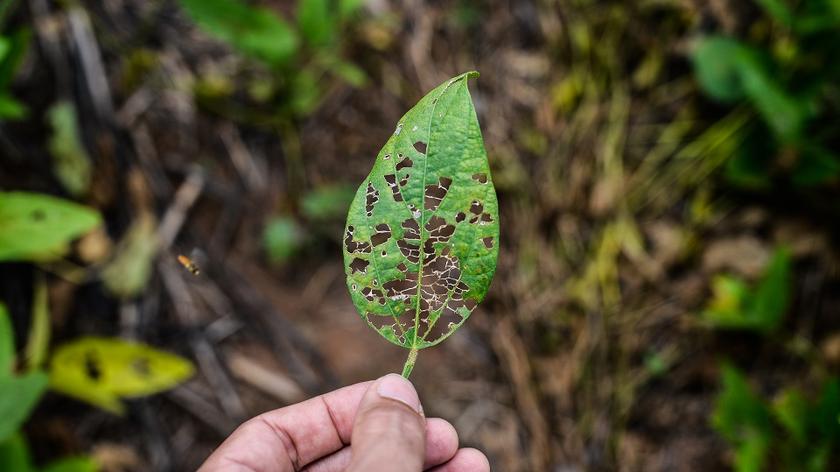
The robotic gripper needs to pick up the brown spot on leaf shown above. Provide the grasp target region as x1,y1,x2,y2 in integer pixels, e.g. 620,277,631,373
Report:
472,173,487,183
413,141,427,154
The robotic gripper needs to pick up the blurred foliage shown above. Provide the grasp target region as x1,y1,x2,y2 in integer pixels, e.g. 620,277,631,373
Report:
300,183,355,222
49,337,194,415
703,248,791,333
691,0,840,187
713,364,840,472
263,215,304,264
179,0,366,120
0,192,101,262
46,102,92,198
0,433,97,472
0,27,29,120
99,214,158,299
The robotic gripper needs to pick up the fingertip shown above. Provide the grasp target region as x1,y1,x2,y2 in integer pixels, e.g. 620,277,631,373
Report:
431,448,491,472
424,418,459,467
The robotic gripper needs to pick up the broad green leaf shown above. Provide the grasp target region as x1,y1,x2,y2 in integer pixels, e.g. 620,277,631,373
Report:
49,337,195,415
692,36,757,102
342,71,499,363
47,102,92,197
0,303,13,376
0,192,101,262
301,184,356,221
0,433,34,472
0,372,49,442
0,94,26,120
263,216,304,264
179,0,298,67
41,456,98,472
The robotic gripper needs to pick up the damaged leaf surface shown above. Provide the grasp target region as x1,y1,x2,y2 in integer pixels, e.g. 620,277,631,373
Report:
343,72,499,350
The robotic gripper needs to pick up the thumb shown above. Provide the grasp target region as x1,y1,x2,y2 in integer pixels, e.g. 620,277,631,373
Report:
346,373,426,472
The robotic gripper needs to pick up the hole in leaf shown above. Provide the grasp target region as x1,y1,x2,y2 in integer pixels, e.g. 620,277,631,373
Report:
455,212,466,222
424,177,452,211
365,183,379,216
85,350,101,380
132,357,151,377
344,226,371,254
482,237,494,248
371,223,392,246
396,155,413,171
424,216,455,254
414,141,427,154
472,173,487,183
350,258,370,274
383,153,391,160
384,174,404,202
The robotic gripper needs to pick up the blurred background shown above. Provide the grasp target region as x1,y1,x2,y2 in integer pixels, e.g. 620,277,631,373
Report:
1,0,840,470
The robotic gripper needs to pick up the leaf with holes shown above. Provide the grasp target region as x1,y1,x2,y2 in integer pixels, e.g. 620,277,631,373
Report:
48,337,195,415
342,71,499,377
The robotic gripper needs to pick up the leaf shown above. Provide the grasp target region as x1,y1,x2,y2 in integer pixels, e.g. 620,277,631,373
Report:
301,184,356,221
179,0,298,67
0,372,49,442
24,275,50,372
263,216,305,264
342,71,499,367
297,0,337,47
0,303,13,376
0,94,26,120
692,36,757,102
47,102,93,197
99,214,158,299
41,457,99,472
0,433,34,472
49,337,194,415
712,364,773,472
0,192,101,262
0,29,29,91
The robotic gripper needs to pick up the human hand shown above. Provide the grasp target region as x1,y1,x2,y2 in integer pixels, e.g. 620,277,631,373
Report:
199,374,490,471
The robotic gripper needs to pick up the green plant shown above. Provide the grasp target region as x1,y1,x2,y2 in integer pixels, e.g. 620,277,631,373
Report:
712,363,840,472
702,247,791,334
691,0,840,187
342,72,499,377
0,27,29,120
179,0,366,119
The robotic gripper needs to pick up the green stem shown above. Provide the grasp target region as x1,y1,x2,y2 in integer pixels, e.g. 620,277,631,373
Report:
401,347,418,378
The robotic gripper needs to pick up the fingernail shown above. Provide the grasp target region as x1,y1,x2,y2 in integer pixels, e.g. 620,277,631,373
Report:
376,373,422,414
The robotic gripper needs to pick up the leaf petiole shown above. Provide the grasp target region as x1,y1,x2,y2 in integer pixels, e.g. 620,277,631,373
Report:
401,347,418,378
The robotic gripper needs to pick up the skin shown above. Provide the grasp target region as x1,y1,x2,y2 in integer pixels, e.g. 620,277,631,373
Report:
199,374,491,472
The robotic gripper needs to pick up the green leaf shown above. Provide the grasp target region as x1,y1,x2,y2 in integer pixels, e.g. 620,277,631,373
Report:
0,303,13,377
330,59,367,88
179,0,298,67
0,372,49,442
0,433,34,472
692,37,757,102
773,388,809,442
99,214,157,299
297,0,337,47
792,145,840,186
41,456,98,472
756,0,795,27
0,192,101,262
712,364,773,472
0,94,26,120
49,337,194,415
342,71,499,369
24,275,50,372
301,184,356,221
263,216,304,264
47,102,93,197
0,29,29,91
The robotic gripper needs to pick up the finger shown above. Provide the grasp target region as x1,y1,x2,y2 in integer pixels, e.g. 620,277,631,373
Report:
428,448,491,472
303,418,459,472
346,374,427,472
199,380,373,471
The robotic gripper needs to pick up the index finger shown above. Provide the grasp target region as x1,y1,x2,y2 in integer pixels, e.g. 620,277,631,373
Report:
199,380,374,471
